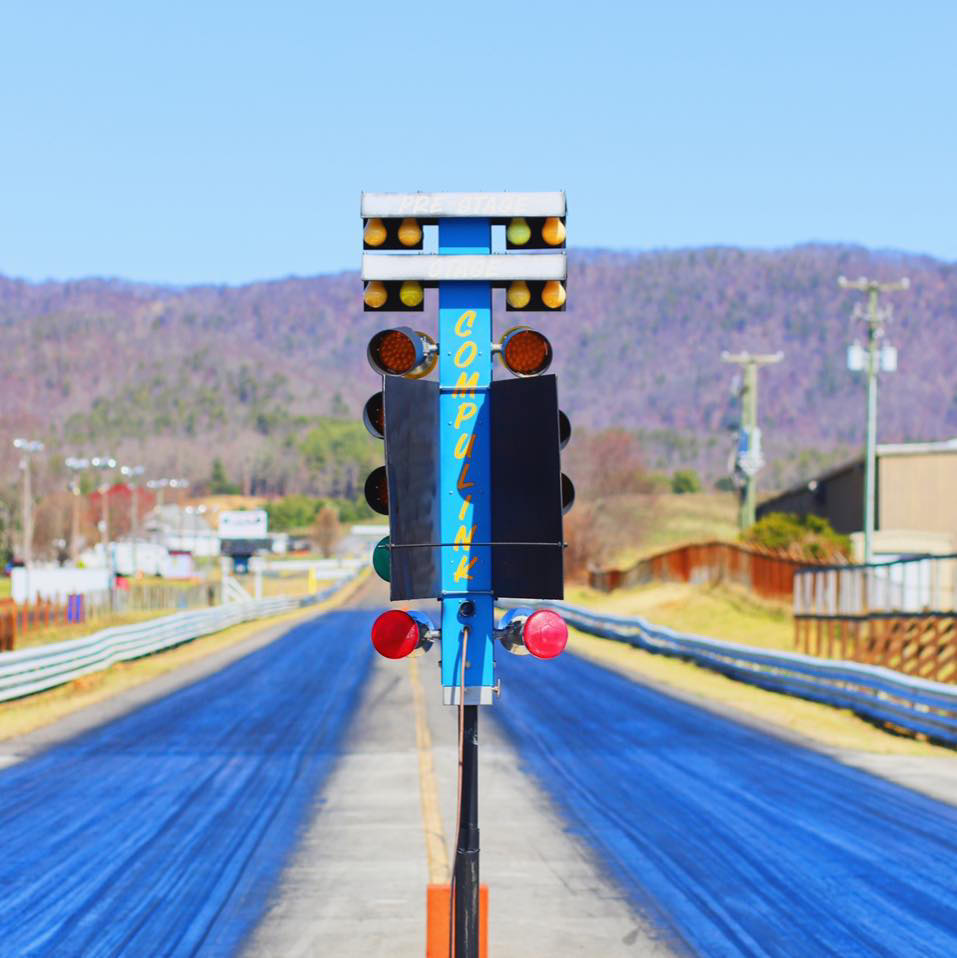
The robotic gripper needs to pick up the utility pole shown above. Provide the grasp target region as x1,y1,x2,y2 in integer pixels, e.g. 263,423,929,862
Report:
65,457,90,562
721,352,783,530
13,439,45,566
838,275,909,563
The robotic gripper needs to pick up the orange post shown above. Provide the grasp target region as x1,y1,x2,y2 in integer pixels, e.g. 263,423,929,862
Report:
426,884,487,958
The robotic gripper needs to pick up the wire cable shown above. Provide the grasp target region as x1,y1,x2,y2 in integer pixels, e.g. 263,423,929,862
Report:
448,624,468,958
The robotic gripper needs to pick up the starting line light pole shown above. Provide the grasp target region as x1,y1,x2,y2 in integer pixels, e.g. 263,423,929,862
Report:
359,192,573,957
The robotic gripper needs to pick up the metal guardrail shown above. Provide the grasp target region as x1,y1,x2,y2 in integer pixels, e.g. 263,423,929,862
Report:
0,575,359,704
519,599,957,747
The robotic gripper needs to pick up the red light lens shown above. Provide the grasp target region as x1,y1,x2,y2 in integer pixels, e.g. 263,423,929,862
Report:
371,609,420,659
522,609,568,659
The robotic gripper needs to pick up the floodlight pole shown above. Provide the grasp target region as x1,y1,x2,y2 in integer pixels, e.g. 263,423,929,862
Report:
838,276,909,563
721,352,783,530
65,457,91,561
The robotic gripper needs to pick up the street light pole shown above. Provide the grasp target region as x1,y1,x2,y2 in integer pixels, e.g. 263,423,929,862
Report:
13,439,44,566
838,275,910,563
720,352,783,530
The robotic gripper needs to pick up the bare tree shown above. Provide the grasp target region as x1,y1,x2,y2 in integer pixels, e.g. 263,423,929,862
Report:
311,505,342,558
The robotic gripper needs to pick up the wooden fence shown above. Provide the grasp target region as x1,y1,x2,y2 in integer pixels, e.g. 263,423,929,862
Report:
794,615,957,682
0,597,80,651
0,582,212,652
794,554,957,681
589,541,813,603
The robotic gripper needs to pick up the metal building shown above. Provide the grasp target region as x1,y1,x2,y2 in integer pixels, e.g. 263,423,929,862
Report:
757,439,957,557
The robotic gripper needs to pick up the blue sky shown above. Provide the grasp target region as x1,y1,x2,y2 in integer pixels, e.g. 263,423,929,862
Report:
1,0,954,285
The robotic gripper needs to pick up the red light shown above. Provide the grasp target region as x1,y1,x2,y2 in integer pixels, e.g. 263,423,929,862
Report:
522,609,568,659
371,609,420,659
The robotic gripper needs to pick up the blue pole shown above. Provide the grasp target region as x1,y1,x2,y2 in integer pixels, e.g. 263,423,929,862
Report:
438,218,492,957
438,218,495,704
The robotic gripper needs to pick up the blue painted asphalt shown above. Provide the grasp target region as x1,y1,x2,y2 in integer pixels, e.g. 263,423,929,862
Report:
0,610,373,958
494,649,957,958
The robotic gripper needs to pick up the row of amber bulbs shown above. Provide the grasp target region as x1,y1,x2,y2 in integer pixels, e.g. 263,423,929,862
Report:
364,279,565,310
363,216,566,248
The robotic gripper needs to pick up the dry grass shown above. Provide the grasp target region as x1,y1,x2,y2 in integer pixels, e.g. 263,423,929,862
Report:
13,610,170,651
566,580,794,651
0,570,370,742
610,492,739,565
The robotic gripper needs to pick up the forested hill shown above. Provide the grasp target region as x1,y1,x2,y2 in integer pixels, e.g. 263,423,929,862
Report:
2,244,955,493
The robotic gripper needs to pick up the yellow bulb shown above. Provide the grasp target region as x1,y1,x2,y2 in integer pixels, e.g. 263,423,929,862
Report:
399,280,424,308
506,217,531,246
541,217,566,247
364,281,388,309
542,280,566,310
398,217,422,247
506,280,531,309
364,218,387,247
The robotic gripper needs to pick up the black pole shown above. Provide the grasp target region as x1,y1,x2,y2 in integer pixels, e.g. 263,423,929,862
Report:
454,704,480,958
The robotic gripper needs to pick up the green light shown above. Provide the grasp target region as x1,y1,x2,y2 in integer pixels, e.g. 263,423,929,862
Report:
373,536,391,582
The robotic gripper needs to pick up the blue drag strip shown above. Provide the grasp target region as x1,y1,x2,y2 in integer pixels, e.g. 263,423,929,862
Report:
0,609,374,958
494,649,957,958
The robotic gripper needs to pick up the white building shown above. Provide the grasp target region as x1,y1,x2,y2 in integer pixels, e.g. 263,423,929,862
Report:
143,505,221,557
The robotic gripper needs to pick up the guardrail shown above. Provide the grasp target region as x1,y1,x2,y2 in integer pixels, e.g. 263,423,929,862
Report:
518,599,957,747
0,574,359,704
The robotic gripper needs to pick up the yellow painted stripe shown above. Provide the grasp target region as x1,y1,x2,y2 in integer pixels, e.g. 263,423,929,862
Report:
409,655,450,884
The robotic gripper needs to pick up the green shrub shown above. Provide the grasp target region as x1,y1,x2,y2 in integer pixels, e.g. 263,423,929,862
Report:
743,512,851,561
671,469,702,494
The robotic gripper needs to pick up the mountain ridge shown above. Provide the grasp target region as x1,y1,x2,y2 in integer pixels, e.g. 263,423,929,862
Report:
3,243,955,494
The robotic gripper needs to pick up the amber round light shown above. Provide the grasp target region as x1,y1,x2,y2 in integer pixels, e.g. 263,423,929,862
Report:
502,328,552,377
364,466,389,515
369,329,418,376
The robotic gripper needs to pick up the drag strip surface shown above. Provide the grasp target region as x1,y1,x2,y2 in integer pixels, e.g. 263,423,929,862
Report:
0,610,374,958
494,649,957,957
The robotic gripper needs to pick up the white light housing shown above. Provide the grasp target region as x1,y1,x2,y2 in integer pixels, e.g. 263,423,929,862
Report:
361,191,565,219
362,253,566,283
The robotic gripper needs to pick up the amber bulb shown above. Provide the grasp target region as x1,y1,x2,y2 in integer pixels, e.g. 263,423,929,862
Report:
506,217,531,246
506,280,531,309
541,280,566,310
541,217,566,247
399,281,424,308
364,281,388,309
398,217,422,247
364,218,387,247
